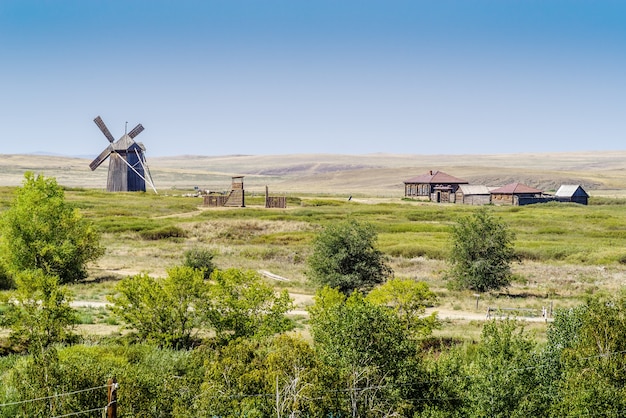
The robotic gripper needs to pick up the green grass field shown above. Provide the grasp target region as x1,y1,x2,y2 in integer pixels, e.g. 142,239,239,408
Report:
2,185,626,341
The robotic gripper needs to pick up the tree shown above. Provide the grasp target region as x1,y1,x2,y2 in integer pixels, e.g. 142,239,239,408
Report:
307,219,392,294
108,266,207,348
366,278,439,337
1,269,77,351
466,320,542,418
448,208,516,292
548,295,626,417
197,334,319,417
0,269,78,415
0,172,104,284
203,268,294,342
308,287,424,417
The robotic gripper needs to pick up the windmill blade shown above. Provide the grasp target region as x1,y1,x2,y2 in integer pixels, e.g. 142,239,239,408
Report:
128,123,144,139
94,116,115,143
89,146,113,171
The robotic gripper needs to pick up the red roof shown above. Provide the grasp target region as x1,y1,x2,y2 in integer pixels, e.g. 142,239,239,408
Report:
490,183,542,194
404,170,467,184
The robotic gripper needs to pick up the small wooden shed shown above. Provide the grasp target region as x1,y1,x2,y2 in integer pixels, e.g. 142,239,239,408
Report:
456,185,492,205
490,183,542,206
404,170,468,203
555,185,589,205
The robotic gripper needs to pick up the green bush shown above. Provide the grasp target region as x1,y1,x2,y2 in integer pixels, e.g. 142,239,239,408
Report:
139,225,187,240
0,262,12,290
183,247,216,279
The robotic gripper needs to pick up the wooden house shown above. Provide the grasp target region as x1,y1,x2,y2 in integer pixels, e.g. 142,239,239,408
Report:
455,185,492,205
404,170,468,203
555,185,589,205
490,183,542,206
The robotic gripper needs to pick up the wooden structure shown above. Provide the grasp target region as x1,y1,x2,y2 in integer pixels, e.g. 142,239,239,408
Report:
555,184,589,205
490,182,542,206
90,116,156,193
224,176,245,207
404,170,468,203
106,377,118,418
455,185,491,205
203,176,245,207
265,186,286,208
203,194,228,207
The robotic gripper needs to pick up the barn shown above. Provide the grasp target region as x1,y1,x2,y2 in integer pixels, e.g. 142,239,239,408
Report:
490,183,542,206
455,185,492,205
404,171,468,203
555,185,589,205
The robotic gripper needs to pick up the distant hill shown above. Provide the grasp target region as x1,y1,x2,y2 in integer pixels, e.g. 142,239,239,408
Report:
0,151,624,197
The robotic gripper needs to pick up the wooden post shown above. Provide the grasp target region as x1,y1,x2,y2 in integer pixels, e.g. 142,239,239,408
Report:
275,375,280,418
107,377,118,418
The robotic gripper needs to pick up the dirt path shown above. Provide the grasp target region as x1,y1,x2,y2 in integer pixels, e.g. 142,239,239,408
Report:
71,295,551,322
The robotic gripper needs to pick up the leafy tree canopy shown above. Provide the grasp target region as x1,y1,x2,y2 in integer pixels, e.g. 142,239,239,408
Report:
366,278,439,337
108,266,207,349
204,268,294,342
1,269,77,352
448,208,516,292
307,219,392,294
0,172,104,284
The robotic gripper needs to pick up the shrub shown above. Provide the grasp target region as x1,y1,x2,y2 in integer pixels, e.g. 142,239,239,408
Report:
183,247,216,279
139,225,187,240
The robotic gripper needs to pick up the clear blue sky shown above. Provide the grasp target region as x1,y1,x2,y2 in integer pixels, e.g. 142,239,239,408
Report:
1,0,624,157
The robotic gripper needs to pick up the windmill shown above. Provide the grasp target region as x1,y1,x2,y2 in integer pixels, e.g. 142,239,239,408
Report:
90,116,157,193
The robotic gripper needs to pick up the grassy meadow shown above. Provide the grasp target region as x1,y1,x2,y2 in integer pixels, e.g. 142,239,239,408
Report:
2,150,626,342
2,182,625,342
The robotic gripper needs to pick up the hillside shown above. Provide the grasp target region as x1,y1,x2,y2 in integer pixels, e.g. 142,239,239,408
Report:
0,151,624,197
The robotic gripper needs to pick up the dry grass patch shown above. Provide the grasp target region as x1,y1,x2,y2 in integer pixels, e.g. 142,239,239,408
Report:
186,219,314,242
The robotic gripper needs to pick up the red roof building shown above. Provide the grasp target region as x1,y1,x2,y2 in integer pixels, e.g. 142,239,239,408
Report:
404,170,468,203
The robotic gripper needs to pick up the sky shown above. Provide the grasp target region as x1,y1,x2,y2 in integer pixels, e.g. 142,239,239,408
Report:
0,0,625,158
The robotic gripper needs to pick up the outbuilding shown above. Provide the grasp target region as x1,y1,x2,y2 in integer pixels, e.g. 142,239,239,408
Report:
455,185,492,205
555,185,589,205
490,182,543,206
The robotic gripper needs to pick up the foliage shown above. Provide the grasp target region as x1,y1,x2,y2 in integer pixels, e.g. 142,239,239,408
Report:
0,344,204,418
308,287,425,417
0,173,103,284
465,320,544,418
138,224,187,240
307,219,392,294
1,269,77,352
0,269,77,416
0,262,11,290
366,278,440,337
548,295,626,417
108,266,207,349
197,334,319,417
448,208,516,292
183,246,216,279
204,268,294,342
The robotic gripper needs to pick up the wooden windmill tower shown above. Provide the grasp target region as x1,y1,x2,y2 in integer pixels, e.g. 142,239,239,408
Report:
89,116,157,193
